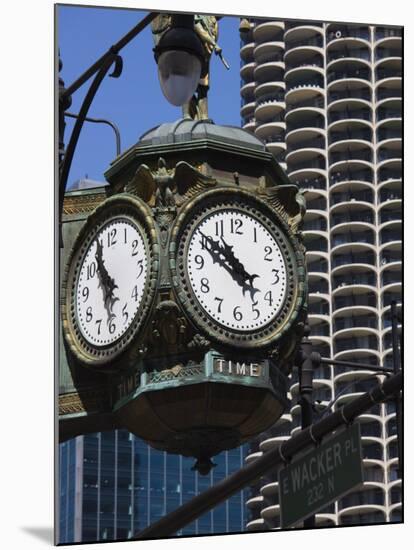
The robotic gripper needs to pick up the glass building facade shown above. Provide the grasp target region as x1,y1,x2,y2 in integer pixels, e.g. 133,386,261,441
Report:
59,431,247,543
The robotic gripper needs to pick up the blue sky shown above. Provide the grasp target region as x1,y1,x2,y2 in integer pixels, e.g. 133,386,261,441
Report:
58,5,242,188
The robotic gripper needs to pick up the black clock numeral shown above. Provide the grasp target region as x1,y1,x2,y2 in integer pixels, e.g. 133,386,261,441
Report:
82,286,89,302
87,262,96,280
251,300,260,320
194,255,204,269
131,286,138,302
122,303,129,325
95,319,102,335
200,233,208,250
230,218,243,235
131,239,139,256
215,220,224,237
86,306,93,322
253,227,257,243
264,290,273,307
200,278,210,293
108,319,116,334
272,269,280,285
107,227,117,247
136,259,144,279
233,306,243,321
264,246,273,262
214,297,223,313
124,227,128,244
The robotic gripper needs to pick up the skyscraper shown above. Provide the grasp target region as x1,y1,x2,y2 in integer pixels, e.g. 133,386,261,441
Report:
240,18,402,530
59,432,247,543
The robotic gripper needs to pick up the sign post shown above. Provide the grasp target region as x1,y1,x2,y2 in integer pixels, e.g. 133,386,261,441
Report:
279,423,363,528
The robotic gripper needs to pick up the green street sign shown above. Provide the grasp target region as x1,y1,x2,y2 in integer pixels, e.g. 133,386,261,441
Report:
279,423,363,528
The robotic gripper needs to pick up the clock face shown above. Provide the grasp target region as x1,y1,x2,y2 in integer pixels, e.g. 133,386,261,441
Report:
186,209,288,332
75,218,148,347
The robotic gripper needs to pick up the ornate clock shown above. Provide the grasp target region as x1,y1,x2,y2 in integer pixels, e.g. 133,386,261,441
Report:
61,194,159,367
170,188,306,350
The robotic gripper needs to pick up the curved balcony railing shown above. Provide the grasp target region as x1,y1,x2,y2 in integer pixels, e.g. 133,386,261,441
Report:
331,211,374,227
333,293,377,311
256,91,285,104
286,96,325,113
334,316,378,332
327,48,371,64
328,88,371,103
375,47,402,61
330,169,373,185
285,57,324,72
331,251,376,269
287,136,325,153
255,52,284,65
379,188,402,201
331,190,374,205
286,75,324,91
375,27,402,40
287,115,325,131
381,271,402,286
328,67,371,84
285,21,323,31
331,231,374,247
376,107,402,121
261,134,286,144
378,168,401,183
329,128,373,145
376,87,402,101
376,67,402,81
380,229,402,245
289,157,326,172
340,512,386,525
295,175,326,190
330,149,373,164
308,280,329,294
285,35,323,52
380,249,401,266
333,272,376,288
339,489,385,510
327,26,370,42
329,108,372,124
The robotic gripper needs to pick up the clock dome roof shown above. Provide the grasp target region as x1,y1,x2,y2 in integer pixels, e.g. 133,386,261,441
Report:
138,118,266,151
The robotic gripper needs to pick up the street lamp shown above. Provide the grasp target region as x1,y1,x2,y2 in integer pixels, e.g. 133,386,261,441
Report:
153,14,204,106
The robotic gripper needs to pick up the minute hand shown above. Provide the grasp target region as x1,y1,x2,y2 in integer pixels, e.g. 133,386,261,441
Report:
199,232,260,301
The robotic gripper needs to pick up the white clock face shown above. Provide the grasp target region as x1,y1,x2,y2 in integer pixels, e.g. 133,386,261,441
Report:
187,209,288,331
76,218,148,346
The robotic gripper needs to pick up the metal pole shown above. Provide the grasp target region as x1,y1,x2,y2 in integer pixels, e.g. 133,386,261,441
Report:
391,300,402,477
65,112,121,157
298,324,316,528
318,356,392,374
133,372,401,539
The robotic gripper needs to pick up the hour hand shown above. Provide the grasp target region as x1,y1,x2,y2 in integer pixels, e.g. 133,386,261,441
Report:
95,239,119,317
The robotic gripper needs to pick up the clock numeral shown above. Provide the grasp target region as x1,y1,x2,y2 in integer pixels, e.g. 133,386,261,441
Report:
137,259,144,279
108,319,116,334
215,220,224,237
251,300,260,320
200,233,209,250
233,306,243,321
82,286,89,302
272,269,280,285
214,297,223,313
200,278,210,293
230,218,243,235
122,303,129,325
107,227,117,247
131,239,139,256
124,227,128,244
264,290,273,307
253,227,257,243
264,246,273,262
131,286,138,302
95,319,102,335
86,306,93,323
194,255,204,270
87,262,96,280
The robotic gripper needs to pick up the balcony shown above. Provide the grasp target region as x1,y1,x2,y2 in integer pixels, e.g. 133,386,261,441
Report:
329,108,372,125
285,55,324,73
254,51,284,65
375,47,402,61
376,87,402,102
288,156,326,173
286,95,324,113
330,169,373,186
331,209,374,227
380,249,401,266
333,272,376,289
328,87,371,103
306,196,327,210
331,230,374,248
330,189,374,205
340,512,386,525
308,279,329,295
327,26,370,42
377,126,401,142
307,257,328,273
327,47,371,64
330,149,373,164
378,167,401,183
381,271,401,287
308,300,330,316
285,35,323,52
293,175,326,190
303,217,327,232
380,228,402,246
376,106,402,122
286,114,325,132
375,27,402,40
328,67,371,85
334,315,378,332
376,67,402,81
285,74,324,92
329,127,372,145
331,251,375,269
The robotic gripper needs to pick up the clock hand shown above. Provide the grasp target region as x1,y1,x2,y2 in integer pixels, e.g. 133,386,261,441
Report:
199,232,260,301
95,239,119,320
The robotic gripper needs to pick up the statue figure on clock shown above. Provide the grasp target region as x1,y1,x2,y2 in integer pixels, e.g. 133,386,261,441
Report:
151,14,229,121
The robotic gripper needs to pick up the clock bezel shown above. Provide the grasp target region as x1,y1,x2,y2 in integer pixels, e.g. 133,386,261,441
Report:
61,194,159,367
169,187,306,350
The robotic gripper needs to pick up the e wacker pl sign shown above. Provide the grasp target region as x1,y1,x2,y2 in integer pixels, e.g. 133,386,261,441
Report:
279,423,363,528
